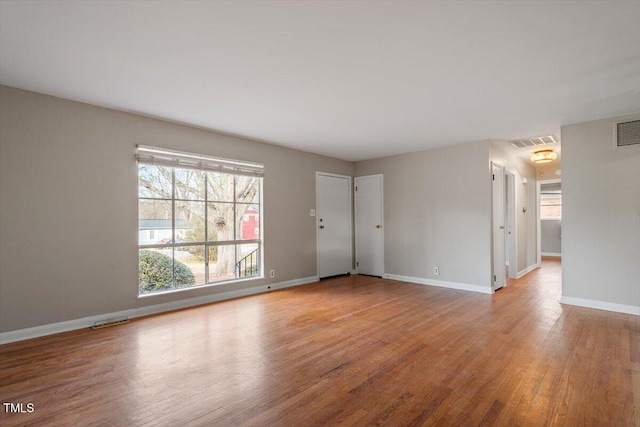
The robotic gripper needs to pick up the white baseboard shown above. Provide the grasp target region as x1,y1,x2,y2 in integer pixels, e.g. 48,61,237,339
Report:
517,263,540,279
0,276,319,345
560,296,640,316
270,276,318,291
541,252,562,257
383,273,493,295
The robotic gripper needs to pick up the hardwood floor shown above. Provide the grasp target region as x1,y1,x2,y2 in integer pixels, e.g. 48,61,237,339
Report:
1,259,638,426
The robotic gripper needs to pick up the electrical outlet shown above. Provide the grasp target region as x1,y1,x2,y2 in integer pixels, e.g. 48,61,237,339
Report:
270,269,275,278
434,266,440,275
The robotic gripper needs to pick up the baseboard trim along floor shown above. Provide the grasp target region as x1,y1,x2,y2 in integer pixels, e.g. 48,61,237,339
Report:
0,275,319,344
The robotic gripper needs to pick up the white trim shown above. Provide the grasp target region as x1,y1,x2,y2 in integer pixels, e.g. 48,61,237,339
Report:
383,273,493,295
136,145,264,176
561,296,640,316
517,263,540,279
136,275,264,299
490,162,506,290
541,252,561,257
270,276,319,291
0,276,318,345
505,170,518,280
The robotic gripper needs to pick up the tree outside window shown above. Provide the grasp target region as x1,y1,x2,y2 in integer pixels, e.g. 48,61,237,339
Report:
138,164,262,295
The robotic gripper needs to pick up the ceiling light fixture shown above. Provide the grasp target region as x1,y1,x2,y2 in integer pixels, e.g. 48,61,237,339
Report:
530,149,558,164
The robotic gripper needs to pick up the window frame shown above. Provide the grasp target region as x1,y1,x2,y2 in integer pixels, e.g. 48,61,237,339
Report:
137,150,264,298
539,193,562,221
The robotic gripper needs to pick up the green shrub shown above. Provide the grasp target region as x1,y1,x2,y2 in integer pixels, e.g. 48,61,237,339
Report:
139,250,195,293
243,265,258,276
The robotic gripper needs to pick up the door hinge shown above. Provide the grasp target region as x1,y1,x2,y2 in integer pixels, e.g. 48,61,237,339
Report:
492,174,495,180
355,186,358,191
493,274,496,281
356,261,359,267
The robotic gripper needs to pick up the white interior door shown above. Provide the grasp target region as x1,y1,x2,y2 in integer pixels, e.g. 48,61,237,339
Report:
355,175,384,277
317,173,351,278
492,162,506,290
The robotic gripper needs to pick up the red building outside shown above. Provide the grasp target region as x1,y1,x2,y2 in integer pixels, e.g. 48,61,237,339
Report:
241,207,260,240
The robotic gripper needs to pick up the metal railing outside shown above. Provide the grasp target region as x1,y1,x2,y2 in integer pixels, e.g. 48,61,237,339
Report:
236,248,259,278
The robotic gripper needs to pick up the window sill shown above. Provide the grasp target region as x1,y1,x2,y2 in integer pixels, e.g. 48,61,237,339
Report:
137,275,265,299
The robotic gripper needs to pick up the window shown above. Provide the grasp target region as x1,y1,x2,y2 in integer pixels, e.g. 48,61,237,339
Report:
137,146,263,296
540,193,561,220
149,230,155,240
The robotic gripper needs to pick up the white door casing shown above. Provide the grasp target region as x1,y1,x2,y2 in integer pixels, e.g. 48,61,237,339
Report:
316,173,352,278
505,171,518,279
536,178,561,265
355,175,384,277
492,162,506,290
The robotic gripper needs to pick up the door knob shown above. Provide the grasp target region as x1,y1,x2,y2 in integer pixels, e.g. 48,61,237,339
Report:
499,226,505,230
319,225,325,229
376,224,382,229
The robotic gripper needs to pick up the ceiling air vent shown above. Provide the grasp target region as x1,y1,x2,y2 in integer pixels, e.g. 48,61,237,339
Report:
509,135,557,148
616,120,640,147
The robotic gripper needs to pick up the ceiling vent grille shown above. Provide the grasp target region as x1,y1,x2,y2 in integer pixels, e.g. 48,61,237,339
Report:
509,135,558,148
616,120,640,147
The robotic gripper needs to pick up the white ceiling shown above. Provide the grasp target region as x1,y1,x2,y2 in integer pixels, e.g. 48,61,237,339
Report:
1,1,639,161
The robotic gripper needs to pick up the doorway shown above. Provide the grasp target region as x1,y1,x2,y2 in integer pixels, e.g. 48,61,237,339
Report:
355,174,384,277
316,172,352,278
492,162,506,290
505,171,517,279
537,179,562,263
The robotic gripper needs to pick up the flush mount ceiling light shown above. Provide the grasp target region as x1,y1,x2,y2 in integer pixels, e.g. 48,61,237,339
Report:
530,149,558,164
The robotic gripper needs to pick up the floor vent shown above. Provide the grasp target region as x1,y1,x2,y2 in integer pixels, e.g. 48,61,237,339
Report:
92,317,130,329
509,135,557,148
616,120,640,147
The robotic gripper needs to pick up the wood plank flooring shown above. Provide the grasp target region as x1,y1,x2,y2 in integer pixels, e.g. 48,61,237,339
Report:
1,258,638,426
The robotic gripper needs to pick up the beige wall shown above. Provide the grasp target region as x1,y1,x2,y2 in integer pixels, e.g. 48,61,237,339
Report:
0,86,354,332
4,84,634,335
541,220,561,255
562,113,640,308
535,162,562,180
355,141,493,288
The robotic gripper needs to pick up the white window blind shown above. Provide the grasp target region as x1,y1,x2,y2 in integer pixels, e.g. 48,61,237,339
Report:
136,145,264,177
